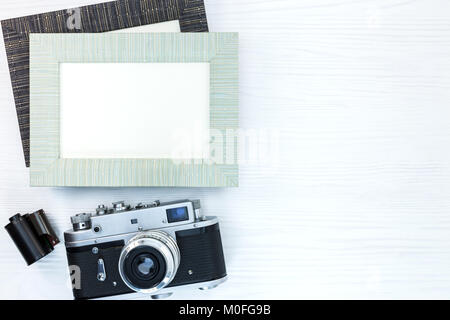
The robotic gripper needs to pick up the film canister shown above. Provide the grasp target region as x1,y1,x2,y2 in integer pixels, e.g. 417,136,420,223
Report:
5,210,60,265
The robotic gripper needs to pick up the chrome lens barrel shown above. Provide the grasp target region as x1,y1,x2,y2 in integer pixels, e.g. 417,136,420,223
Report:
118,231,180,294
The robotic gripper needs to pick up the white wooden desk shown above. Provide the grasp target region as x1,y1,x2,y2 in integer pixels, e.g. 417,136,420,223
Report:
1,0,450,299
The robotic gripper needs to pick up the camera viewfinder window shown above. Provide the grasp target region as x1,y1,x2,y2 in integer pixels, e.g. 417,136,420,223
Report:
166,207,189,223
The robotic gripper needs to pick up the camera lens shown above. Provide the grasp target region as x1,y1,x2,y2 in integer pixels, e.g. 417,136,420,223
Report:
119,231,180,294
130,251,161,281
123,246,166,288
136,255,156,276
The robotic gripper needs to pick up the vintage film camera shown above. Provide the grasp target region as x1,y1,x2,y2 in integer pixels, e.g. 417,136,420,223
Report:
64,199,227,300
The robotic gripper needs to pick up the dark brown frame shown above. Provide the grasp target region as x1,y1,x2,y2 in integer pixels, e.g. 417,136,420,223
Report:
1,0,208,166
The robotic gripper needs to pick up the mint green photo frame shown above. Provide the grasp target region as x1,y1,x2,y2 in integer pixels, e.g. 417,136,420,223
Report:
29,33,238,187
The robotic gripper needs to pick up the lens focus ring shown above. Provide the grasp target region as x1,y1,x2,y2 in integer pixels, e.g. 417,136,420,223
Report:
118,231,180,294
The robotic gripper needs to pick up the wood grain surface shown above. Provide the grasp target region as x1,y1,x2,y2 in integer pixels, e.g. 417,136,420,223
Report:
1,0,450,299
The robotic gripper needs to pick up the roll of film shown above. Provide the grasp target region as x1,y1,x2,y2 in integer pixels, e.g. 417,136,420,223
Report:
4,210,59,265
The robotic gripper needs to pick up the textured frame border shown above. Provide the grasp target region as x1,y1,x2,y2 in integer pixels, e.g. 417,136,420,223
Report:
1,0,208,167
30,33,239,187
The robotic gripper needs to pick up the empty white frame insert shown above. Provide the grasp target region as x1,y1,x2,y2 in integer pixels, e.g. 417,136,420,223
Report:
59,62,210,159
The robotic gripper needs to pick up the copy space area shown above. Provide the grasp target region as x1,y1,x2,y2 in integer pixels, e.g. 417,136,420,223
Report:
59,63,210,159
